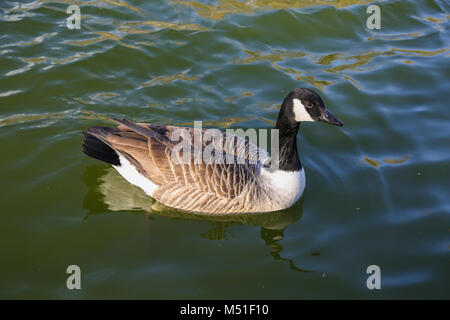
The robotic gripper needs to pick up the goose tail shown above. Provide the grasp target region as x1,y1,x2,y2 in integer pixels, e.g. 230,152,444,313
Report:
82,127,120,166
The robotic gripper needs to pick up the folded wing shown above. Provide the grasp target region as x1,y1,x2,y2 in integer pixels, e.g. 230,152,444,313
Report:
83,118,268,213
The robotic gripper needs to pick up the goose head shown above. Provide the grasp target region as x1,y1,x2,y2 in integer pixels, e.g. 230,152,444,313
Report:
279,88,343,127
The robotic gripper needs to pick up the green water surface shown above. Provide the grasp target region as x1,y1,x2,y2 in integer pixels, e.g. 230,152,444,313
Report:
0,0,449,299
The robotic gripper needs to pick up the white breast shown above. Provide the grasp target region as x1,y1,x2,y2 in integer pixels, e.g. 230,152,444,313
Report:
260,167,306,207
113,154,157,197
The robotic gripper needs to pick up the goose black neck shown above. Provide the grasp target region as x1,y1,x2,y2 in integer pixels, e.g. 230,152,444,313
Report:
275,107,302,172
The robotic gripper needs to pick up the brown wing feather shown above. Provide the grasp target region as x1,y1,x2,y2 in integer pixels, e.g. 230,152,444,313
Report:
94,119,263,213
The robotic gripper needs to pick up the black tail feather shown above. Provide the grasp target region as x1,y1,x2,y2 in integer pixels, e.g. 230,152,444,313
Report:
82,129,120,166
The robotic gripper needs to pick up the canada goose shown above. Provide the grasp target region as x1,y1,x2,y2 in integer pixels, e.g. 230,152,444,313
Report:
82,88,343,214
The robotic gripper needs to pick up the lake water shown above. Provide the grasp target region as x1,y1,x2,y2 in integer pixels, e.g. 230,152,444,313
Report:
0,0,449,299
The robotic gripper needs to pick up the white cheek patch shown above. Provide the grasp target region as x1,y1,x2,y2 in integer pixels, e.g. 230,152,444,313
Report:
293,99,314,122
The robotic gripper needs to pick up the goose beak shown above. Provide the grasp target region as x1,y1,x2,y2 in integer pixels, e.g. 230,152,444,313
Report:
319,107,343,127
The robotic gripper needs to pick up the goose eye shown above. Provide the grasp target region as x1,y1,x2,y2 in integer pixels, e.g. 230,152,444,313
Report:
306,102,313,108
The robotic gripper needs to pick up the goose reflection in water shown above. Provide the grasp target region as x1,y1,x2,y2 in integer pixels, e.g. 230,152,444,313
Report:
82,166,310,272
